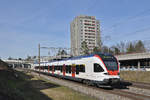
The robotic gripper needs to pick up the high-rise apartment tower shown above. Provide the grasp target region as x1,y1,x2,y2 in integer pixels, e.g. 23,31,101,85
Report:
70,15,101,56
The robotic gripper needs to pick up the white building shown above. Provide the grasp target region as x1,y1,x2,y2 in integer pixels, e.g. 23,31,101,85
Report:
70,15,101,56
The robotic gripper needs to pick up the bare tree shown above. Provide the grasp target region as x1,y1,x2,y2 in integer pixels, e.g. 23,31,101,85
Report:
102,45,109,53
81,41,89,55
117,41,126,53
109,46,120,55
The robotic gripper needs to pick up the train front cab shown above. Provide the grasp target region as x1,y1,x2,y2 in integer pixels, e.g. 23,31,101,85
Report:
93,54,120,86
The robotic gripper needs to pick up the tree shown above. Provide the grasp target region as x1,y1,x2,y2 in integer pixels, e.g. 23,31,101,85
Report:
60,50,67,55
102,45,109,53
135,40,146,53
97,39,102,50
126,42,135,53
18,58,22,60
26,56,31,61
108,47,114,54
116,41,126,53
114,47,120,54
8,56,13,60
33,56,36,59
109,46,120,55
81,41,89,55
93,46,102,53
57,49,67,56
92,39,102,54
57,49,61,55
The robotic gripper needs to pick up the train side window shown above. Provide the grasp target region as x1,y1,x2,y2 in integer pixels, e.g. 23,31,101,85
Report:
56,66,59,70
54,66,56,71
69,65,71,73
43,66,45,69
57,66,60,70
79,65,85,72
66,65,69,73
94,63,104,72
60,66,63,72
50,66,52,70
45,66,48,69
59,66,61,70
76,65,79,74
54,66,56,70
35,66,39,69
57,66,59,70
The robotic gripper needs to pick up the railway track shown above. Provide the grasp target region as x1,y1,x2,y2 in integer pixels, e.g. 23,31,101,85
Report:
133,82,150,89
17,68,150,100
105,89,150,100
130,81,150,90
85,83,150,100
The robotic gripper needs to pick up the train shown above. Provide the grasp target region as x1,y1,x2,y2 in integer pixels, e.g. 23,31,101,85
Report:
33,53,120,87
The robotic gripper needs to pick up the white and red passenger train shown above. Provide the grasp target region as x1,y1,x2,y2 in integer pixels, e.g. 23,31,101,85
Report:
34,53,120,86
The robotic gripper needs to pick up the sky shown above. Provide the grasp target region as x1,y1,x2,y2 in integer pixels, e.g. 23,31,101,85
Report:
0,0,150,59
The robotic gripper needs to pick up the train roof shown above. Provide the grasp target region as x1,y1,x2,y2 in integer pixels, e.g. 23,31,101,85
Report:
68,53,113,60
35,53,113,64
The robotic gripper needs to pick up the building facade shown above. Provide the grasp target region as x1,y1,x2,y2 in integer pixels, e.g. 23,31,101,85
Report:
70,15,101,56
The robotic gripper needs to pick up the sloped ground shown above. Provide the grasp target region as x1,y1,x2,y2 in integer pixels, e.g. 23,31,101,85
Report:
0,68,97,100
0,70,53,100
0,59,96,100
0,59,8,70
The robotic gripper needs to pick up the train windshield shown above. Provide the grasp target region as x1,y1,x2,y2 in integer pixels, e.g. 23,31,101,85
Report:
99,54,118,71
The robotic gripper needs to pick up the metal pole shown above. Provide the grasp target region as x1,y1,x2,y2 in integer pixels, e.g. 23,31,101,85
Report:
39,44,40,76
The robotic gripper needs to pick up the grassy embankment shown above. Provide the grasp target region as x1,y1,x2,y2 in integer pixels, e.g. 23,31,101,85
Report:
0,59,8,70
0,69,97,100
120,71,150,83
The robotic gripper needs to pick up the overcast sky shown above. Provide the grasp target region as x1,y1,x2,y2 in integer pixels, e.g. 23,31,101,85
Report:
0,0,150,59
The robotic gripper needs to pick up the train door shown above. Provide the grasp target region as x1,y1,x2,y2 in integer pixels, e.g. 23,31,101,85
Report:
63,64,66,76
72,64,76,77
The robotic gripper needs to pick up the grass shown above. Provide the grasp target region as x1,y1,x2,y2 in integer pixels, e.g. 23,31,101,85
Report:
0,69,97,100
30,74,97,100
120,71,150,83
0,69,52,100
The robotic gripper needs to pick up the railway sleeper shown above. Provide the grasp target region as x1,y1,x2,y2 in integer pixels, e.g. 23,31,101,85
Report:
83,80,94,86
